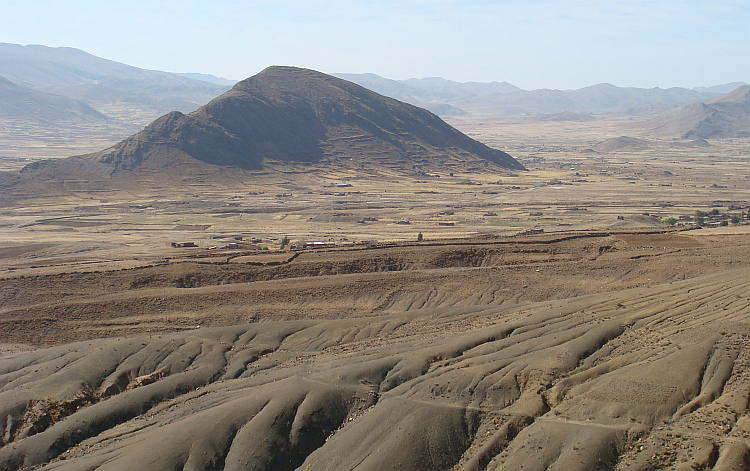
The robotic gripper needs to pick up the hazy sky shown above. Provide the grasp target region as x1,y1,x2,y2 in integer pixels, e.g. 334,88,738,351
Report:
2,0,748,90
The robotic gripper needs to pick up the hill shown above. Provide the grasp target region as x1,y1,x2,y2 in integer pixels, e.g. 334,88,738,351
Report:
648,85,750,138
0,75,108,124
1,66,523,195
95,66,523,173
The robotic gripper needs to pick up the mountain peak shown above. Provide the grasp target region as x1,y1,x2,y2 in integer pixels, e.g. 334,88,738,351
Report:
20,66,522,184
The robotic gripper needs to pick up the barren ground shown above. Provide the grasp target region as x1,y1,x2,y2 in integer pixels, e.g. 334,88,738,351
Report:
1,116,750,470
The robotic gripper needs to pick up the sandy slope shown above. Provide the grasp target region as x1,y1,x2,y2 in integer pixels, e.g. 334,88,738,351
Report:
1,263,750,470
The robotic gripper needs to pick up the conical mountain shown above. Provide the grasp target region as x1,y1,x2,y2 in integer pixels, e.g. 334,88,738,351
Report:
91,66,524,174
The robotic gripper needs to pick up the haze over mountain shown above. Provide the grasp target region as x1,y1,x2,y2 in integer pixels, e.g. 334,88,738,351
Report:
1,66,523,197
0,43,231,117
337,73,730,118
1,42,741,126
176,73,237,87
648,85,750,139
333,73,521,116
0,75,108,124
692,82,748,95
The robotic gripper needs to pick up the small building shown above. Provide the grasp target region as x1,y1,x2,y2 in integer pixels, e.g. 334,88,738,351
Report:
303,241,334,249
171,242,197,248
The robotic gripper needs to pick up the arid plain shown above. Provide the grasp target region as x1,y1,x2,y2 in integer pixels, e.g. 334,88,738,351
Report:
3,90,750,469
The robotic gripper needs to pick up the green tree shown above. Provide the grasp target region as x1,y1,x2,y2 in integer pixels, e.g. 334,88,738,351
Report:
732,215,740,224
695,216,705,226
663,217,677,226
720,220,729,226
280,236,289,249
695,210,707,218
710,208,720,216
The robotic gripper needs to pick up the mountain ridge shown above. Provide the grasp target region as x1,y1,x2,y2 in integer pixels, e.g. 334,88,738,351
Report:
335,73,730,117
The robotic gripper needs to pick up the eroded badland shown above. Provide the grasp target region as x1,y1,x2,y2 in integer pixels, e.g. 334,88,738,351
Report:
2,80,750,470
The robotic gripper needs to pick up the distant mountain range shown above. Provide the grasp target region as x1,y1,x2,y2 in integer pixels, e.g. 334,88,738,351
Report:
335,73,747,118
0,42,745,127
176,73,237,87
333,74,520,116
0,43,231,122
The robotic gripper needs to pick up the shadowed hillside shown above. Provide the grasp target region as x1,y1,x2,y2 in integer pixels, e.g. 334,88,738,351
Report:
94,66,524,173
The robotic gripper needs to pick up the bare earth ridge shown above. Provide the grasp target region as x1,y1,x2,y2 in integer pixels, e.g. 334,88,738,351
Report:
2,231,750,470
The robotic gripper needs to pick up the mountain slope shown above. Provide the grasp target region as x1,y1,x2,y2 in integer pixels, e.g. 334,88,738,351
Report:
648,85,750,138
0,75,107,123
0,43,228,105
693,82,748,94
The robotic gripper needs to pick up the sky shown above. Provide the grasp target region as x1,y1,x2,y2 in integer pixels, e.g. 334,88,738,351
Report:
2,0,749,90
